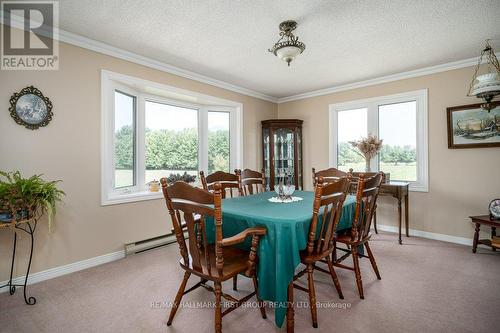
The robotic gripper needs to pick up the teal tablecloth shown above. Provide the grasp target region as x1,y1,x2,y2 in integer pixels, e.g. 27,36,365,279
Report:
206,191,356,327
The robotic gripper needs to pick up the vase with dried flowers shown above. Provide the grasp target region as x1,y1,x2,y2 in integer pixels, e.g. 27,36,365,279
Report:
349,135,383,172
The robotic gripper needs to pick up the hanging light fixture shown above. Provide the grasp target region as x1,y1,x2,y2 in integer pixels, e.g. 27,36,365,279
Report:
468,39,500,112
268,20,306,66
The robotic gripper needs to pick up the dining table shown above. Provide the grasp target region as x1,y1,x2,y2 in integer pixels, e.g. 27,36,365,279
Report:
206,190,357,328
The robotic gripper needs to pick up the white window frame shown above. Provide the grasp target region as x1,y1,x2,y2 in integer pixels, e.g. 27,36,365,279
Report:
101,70,243,205
329,89,428,192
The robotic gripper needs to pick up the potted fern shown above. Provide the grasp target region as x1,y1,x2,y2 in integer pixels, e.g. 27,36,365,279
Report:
0,171,65,230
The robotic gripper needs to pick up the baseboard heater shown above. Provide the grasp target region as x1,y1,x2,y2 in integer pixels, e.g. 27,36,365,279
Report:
125,232,185,256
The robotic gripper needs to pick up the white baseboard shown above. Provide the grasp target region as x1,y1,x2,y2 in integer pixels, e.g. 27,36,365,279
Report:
0,250,125,294
0,226,473,294
375,224,473,246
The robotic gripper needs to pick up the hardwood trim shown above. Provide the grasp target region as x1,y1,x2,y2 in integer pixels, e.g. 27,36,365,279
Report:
277,56,499,103
261,119,303,126
262,119,303,191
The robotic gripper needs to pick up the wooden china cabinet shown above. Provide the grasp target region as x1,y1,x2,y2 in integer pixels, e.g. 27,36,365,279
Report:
261,119,303,191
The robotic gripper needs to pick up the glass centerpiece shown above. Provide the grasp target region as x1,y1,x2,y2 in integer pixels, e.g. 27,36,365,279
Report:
270,168,301,203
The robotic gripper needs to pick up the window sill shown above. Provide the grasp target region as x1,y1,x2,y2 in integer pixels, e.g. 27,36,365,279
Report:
101,190,164,206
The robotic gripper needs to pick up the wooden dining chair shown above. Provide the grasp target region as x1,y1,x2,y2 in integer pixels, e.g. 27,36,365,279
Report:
200,169,246,290
312,167,348,186
348,169,386,234
240,168,266,196
287,176,349,329
200,170,243,198
230,168,267,291
348,169,387,183
333,173,383,299
160,179,267,333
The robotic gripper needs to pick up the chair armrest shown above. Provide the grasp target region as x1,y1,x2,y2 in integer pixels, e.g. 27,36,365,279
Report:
219,227,267,247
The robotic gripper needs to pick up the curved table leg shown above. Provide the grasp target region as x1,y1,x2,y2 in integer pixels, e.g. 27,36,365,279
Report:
8,232,17,295
22,222,37,305
10,221,38,305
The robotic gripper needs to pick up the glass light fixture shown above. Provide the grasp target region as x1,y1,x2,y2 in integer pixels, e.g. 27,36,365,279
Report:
269,20,306,66
468,40,500,112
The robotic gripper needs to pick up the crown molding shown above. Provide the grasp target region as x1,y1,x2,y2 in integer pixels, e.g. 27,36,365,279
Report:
277,53,500,103
3,13,498,105
2,14,278,103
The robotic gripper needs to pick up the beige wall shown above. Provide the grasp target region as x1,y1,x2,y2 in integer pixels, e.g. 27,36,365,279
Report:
278,66,500,241
0,40,277,280
2,34,498,281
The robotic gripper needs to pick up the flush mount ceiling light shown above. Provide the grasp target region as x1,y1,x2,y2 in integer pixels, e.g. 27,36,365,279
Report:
468,39,500,112
268,20,306,67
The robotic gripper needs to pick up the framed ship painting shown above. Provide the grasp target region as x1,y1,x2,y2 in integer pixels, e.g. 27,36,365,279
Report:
447,101,500,149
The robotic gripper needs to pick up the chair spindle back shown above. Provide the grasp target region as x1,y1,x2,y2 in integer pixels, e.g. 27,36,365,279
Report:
306,176,350,256
312,167,348,186
200,170,243,198
351,173,383,242
240,168,266,195
161,179,225,277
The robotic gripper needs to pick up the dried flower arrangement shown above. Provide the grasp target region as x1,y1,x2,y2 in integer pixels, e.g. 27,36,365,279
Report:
349,135,383,171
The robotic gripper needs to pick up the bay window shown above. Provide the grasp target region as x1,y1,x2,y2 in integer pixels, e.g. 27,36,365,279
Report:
101,70,242,205
114,90,136,189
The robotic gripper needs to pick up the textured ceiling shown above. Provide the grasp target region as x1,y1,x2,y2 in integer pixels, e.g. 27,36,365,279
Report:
58,0,500,98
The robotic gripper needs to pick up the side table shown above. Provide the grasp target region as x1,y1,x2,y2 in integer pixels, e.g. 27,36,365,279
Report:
469,215,500,253
378,181,410,244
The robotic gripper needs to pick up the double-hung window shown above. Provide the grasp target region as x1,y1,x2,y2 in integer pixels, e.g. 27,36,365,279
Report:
101,71,242,205
329,89,428,191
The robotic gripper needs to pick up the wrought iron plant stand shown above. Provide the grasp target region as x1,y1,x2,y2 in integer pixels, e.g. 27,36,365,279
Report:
0,209,39,305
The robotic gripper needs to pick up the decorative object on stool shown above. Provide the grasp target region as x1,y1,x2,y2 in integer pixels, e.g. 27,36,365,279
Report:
489,198,500,220
349,135,383,172
0,171,65,305
9,86,53,130
467,40,500,112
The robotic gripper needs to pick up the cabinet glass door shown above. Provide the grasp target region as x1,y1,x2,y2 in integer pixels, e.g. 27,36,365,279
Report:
297,127,302,190
263,128,271,189
262,120,303,191
273,128,295,186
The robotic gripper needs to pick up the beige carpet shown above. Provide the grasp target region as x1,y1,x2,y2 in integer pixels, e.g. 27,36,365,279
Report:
1,232,499,333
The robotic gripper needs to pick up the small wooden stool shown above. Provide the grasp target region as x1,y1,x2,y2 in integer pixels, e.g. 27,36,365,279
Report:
469,215,500,253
